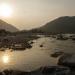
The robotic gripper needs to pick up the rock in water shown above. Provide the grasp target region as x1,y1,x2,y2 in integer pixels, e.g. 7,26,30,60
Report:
31,66,70,75
58,53,75,70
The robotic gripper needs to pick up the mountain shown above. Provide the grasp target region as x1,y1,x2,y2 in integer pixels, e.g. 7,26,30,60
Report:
0,19,19,32
38,16,75,34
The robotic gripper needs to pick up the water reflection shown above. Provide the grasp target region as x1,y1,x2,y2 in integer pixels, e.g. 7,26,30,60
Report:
0,37,75,71
1,49,12,64
0,37,58,71
2,54,9,64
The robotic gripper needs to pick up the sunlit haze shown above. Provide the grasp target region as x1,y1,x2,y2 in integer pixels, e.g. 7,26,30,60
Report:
0,3,13,17
0,0,75,30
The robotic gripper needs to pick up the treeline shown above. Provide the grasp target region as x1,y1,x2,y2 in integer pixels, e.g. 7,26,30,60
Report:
0,29,12,36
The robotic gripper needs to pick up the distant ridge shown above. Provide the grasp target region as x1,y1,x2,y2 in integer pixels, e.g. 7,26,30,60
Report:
0,19,19,32
38,16,75,34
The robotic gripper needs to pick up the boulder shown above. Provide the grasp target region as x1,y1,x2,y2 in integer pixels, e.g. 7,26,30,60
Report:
51,51,64,58
41,66,70,75
58,53,75,70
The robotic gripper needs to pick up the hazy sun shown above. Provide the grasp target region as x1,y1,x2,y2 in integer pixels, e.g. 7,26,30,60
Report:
0,3,13,17
2,55,9,64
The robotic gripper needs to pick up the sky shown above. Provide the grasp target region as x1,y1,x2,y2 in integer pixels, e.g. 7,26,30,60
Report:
0,0,75,30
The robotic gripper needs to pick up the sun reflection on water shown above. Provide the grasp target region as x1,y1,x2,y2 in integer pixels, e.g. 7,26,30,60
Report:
2,54,9,64
1,49,12,64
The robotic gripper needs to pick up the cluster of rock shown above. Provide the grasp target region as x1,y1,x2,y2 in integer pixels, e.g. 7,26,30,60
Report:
0,66,70,75
0,35,38,51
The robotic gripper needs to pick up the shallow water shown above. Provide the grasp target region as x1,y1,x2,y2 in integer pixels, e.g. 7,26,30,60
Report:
0,37,75,71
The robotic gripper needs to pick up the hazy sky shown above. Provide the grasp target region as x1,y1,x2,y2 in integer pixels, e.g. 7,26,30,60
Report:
0,0,75,30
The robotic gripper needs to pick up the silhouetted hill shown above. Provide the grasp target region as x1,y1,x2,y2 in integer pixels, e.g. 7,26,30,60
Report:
0,19,19,32
38,16,75,34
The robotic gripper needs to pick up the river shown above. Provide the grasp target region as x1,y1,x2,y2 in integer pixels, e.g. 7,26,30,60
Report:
0,36,75,71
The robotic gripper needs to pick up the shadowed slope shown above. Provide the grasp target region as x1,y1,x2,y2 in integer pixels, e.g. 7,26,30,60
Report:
39,16,75,34
0,19,19,32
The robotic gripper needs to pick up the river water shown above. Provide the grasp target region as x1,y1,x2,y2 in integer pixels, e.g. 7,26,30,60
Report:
0,37,75,71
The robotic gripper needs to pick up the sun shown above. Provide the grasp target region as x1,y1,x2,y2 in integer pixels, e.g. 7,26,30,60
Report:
2,54,10,64
0,3,13,17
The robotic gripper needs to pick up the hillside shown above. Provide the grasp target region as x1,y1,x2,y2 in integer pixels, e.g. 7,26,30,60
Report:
38,16,75,34
0,19,19,32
